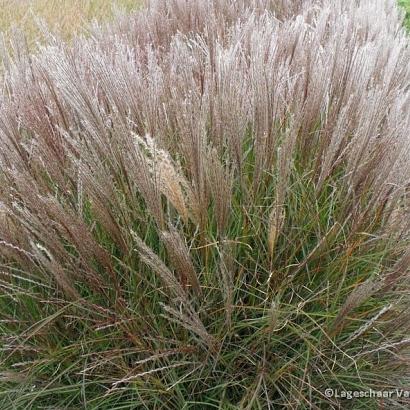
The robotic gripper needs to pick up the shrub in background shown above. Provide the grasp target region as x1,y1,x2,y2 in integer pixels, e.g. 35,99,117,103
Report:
0,0,409,408
399,0,410,30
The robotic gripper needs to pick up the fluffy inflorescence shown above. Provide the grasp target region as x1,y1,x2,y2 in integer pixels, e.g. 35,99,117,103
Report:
0,0,409,408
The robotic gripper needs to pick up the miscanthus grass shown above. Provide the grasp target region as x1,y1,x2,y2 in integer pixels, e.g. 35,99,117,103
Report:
0,0,409,408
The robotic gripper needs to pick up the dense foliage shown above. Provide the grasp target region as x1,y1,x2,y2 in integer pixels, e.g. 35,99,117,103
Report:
0,0,409,408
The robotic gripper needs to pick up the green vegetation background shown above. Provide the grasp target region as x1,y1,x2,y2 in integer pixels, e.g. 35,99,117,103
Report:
399,0,410,29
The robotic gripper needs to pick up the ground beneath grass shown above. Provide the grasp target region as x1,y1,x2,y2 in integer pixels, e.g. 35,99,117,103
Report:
0,0,139,47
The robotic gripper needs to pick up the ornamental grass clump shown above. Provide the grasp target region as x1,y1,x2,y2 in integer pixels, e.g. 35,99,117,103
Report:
0,0,409,408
